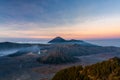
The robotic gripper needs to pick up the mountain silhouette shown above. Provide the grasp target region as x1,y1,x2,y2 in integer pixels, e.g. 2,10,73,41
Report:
48,37,66,43
48,36,96,46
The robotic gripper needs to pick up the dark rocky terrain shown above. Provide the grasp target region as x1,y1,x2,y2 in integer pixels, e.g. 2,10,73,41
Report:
38,43,120,64
0,37,120,80
1,51,120,80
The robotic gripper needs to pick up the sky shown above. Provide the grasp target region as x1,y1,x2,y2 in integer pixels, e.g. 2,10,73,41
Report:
0,0,120,41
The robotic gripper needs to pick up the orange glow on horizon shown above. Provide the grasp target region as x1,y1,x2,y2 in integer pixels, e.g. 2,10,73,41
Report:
25,33,120,40
0,16,120,40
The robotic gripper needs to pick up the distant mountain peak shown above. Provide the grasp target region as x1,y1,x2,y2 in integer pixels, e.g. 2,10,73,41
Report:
48,37,96,46
68,39,84,42
48,37,84,44
54,36,65,40
48,36,66,43
55,36,64,39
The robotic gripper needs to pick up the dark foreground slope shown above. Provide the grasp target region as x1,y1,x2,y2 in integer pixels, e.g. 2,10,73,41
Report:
52,57,120,80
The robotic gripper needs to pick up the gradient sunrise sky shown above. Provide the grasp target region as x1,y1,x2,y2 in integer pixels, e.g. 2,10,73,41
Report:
0,0,120,40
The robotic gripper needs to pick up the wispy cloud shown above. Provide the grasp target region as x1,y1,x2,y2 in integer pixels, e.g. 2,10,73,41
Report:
0,15,120,39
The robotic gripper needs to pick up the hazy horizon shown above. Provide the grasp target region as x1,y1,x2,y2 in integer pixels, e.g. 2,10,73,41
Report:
0,37,120,47
0,37,120,42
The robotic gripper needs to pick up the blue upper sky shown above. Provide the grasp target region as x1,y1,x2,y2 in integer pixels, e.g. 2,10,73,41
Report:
1,0,119,23
0,0,120,40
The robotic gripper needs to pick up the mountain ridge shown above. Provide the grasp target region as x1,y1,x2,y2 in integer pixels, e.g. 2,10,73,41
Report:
48,36,96,46
48,36,84,43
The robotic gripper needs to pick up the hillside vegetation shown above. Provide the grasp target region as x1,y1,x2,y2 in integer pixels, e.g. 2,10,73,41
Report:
52,57,120,80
